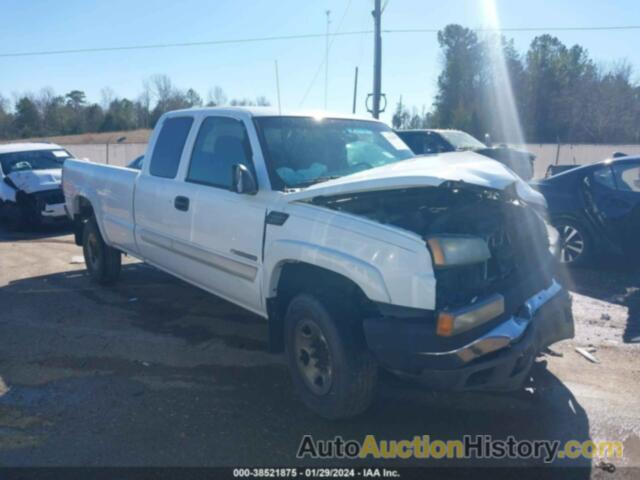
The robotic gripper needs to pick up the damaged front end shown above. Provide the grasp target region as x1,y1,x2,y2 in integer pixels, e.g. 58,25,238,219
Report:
1,178,66,226
311,181,574,391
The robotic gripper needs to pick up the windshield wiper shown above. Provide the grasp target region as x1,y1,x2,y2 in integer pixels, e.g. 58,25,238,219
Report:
291,175,343,188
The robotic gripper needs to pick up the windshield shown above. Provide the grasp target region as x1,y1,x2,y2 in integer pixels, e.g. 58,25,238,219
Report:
0,149,71,174
438,130,486,151
255,117,414,190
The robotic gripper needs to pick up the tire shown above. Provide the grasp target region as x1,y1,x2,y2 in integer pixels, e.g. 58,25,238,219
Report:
553,218,593,266
21,206,42,230
82,216,121,285
15,193,42,231
284,293,377,419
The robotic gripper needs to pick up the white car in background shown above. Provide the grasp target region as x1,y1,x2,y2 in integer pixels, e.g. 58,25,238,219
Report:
0,143,72,227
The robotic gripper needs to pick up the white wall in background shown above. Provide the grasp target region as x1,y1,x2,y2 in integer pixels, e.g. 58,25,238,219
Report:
63,142,640,179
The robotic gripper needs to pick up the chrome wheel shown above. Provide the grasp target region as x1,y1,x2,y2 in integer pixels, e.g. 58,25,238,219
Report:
294,318,333,396
559,224,584,263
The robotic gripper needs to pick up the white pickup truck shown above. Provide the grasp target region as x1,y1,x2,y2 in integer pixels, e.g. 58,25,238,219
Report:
63,107,574,419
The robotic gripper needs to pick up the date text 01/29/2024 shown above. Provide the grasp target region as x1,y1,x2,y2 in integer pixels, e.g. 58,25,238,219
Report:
232,468,400,478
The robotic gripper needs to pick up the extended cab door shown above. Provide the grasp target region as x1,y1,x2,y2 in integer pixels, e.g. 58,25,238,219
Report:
181,114,266,314
134,115,197,279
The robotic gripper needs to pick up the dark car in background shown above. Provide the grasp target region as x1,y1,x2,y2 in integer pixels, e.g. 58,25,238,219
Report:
127,155,144,170
396,129,535,180
532,157,640,265
545,164,581,178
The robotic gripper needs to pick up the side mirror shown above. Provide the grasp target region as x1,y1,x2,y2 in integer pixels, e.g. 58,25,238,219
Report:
232,164,258,195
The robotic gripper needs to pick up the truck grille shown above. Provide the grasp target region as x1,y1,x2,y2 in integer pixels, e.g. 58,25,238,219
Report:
433,202,553,310
35,188,65,205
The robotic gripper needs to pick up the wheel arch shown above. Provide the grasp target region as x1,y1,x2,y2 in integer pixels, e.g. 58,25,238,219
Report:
71,195,98,246
266,261,379,353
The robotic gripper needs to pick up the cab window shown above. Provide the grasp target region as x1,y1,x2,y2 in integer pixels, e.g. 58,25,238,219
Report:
187,116,254,189
149,117,193,179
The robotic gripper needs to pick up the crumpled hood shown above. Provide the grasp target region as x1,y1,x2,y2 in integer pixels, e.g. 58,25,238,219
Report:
7,168,62,194
286,151,546,207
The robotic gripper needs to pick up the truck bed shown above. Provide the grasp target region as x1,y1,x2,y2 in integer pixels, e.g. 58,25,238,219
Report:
63,158,140,254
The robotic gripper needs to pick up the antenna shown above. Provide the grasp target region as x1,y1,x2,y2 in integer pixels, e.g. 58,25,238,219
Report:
324,10,331,109
275,60,282,114
352,66,359,114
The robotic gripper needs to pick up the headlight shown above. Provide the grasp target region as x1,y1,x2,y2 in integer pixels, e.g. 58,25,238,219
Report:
426,235,491,267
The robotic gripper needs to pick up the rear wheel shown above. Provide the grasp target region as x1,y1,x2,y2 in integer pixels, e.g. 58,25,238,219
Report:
284,293,377,419
82,217,121,285
554,219,592,266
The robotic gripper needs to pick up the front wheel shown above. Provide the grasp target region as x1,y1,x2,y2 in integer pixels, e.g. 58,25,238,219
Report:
284,294,377,419
82,217,121,285
554,219,592,266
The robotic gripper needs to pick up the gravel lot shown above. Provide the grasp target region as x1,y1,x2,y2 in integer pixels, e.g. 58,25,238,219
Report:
0,222,638,476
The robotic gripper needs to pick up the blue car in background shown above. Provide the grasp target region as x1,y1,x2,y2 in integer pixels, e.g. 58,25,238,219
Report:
532,156,640,265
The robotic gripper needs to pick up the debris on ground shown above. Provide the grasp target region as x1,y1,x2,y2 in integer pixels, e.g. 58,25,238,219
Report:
575,347,601,364
543,347,563,357
601,313,611,321
596,460,616,473
70,256,85,264
128,297,138,302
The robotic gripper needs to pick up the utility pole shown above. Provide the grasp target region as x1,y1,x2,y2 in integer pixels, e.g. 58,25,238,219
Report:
324,10,331,110
371,0,382,119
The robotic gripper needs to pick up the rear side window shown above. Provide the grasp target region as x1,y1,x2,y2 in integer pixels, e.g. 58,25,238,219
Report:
149,117,193,178
187,116,253,189
613,163,640,192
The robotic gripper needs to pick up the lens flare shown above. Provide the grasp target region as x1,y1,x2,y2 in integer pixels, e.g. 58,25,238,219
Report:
480,0,525,146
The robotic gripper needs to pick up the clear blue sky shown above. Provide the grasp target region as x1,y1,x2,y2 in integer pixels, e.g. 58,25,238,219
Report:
1,0,639,123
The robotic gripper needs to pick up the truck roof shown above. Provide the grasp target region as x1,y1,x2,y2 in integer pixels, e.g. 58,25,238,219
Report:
164,106,382,123
0,142,64,154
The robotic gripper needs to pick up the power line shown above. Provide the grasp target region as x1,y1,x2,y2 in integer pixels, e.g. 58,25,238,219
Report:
0,30,370,58
1,25,639,59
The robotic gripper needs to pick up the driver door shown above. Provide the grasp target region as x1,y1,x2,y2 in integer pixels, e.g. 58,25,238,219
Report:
183,114,266,314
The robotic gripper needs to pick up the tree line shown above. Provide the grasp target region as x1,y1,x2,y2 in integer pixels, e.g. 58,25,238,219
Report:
0,74,270,140
393,24,640,144
2,25,640,144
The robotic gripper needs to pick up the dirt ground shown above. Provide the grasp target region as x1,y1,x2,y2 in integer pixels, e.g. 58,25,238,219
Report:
0,222,638,477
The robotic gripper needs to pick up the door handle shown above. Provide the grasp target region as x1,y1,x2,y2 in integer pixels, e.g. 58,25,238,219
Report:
174,196,190,211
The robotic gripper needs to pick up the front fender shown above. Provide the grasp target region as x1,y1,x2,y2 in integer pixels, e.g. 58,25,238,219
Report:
264,239,392,304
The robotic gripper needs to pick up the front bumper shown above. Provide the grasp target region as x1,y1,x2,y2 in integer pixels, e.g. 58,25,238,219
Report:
363,279,573,391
